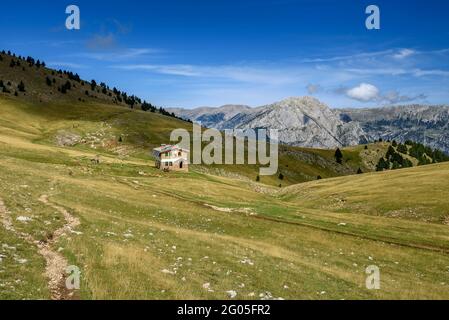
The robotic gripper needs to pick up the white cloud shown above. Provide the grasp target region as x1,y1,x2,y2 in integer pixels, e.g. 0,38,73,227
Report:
393,49,415,59
344,83,426,104
346,83,380,102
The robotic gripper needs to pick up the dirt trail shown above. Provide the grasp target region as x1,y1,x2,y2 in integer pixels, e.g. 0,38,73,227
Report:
38,195,81,300
0,195,81,300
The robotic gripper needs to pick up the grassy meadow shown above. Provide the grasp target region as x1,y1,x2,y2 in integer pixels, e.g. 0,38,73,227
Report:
1,95,449,300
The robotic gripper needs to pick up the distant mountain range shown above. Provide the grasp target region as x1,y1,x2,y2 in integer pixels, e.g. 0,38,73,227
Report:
169,97,449,153
337,105,449,154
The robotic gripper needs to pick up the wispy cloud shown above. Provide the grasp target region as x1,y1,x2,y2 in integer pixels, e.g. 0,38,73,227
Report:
306,84,321,95
86,34,117,50
109,46,448,107
393,49,416,59
412,68,449,77
301,50,393,63
382,90,427,104
114,47,449,83
6,39,81,48
115,64,201,76
304,47,448,63
113,64,303,85
344,67,449,78
108,18,132,35
75,48,160,62
47,62,88,69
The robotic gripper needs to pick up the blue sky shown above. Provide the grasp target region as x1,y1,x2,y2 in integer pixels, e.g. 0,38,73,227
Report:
1,0,449,108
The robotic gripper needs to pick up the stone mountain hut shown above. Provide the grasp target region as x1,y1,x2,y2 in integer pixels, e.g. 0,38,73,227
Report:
152,144,190,172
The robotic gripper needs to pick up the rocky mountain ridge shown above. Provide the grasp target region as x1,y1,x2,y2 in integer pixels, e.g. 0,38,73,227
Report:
169,98,449,153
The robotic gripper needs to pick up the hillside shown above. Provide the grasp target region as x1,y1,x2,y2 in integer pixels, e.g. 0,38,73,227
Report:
0,50,182,119
281,162,449,224
1,98,449,298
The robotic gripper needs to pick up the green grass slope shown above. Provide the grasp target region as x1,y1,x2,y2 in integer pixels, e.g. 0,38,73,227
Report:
281,162,449,224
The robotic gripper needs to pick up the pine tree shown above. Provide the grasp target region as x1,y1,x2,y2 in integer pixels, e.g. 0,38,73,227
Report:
141,101,151,111
397,144,408,154
376,157,388,171
17,81,25,92
335,148,343,164
386,145,396,160
392,161,400,170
